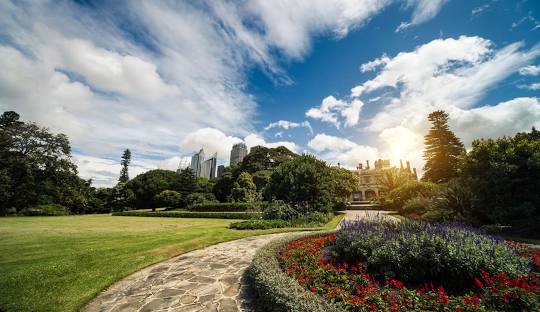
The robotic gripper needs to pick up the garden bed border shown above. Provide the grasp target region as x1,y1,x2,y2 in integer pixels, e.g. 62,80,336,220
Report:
247,231,345,312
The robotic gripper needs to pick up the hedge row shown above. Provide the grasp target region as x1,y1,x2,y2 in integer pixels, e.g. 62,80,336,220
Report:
230,219,289,230
247,232,344,312
112,210,261,219
189,202,266,212
19,204,70,216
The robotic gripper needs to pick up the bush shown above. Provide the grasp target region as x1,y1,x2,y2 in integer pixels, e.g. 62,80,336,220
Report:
384,181,437,211
402,196,433,215
262,200,300,220
185,193,217,205
112,210,260,219
230,219,289,230
331,219,531,291
18,204,70,216
189,202,265,212
248,233,342,312
230,212,334,230
154,190,182,208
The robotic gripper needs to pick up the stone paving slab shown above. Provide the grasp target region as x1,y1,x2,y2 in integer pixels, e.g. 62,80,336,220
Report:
83,233,291,312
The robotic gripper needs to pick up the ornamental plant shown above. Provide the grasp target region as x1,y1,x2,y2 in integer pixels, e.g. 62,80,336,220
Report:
331,219,531,291
279,233,540,312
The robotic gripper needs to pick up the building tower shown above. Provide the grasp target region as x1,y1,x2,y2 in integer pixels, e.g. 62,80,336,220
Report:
230,142,248,165
190,148,205,176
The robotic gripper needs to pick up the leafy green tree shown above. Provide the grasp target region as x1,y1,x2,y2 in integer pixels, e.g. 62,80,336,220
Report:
213,167,235,202
239,145,297,173
328,166,359,209
118,149,131,183
110,182,135,211
231,172,257,202
422,110,465,183
154,190,182,209
457,128,540,229
266,155,333,212
126,169,180,208
0,111,96,213
177,167,197,199
252,170,272,191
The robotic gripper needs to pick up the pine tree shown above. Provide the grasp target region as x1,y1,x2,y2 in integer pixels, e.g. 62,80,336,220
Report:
118,149,131,183
422,110,464,183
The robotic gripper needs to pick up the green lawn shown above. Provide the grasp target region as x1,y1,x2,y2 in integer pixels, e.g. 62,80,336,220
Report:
0,214,342,312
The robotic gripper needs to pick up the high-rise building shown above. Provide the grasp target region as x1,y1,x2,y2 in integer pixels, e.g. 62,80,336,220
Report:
199,153,217,179
217,165,225,178
230,142,248,165
190,149,205,175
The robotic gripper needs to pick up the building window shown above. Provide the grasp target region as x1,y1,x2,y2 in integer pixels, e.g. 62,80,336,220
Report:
364,176,371,184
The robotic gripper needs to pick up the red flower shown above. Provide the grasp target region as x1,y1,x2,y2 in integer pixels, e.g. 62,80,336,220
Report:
474,278,484,288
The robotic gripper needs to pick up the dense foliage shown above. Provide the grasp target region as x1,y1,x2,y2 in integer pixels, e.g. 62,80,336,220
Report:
0,111,101,214
231,172,257,202
230,219,290,230
189,202,265,212
112,210,260,219
231,211,335,230
265,155,357,213
383,181,437,212
154,190,182,209
279,230,540,311
422,110,465,183
332,219,531,291
18,204,70,216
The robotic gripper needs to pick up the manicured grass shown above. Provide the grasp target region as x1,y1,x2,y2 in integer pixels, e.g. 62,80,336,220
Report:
0,214,343,312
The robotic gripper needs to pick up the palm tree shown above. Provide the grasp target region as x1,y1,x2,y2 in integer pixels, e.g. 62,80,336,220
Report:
378,168,410,194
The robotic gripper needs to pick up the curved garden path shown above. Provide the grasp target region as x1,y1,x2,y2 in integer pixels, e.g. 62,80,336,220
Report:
83,211,396,312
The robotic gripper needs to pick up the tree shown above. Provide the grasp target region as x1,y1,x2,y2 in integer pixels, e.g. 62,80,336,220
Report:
109,182,135,211
213,168,235,202
266,155,333,212
328,166,359,209
154,190,182,210
126,169,180,208
177,167,197,198
118,149,131,183
239,145,297,173
378,168,410,194
231,172,257,202
0,111,96,213
422,110,465,183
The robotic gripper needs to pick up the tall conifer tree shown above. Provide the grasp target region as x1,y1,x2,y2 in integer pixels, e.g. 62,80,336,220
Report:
422,110,464,183
118,149,131,183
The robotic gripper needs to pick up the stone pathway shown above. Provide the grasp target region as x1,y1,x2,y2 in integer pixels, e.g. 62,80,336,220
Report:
83,211,396,312
83,233,290,312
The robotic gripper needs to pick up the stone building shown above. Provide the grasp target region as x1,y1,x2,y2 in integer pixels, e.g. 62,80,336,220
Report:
351,159,418,201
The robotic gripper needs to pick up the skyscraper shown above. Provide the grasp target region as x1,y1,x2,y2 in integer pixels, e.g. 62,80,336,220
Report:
199,153,217,179
191,148,205,176
230,142,248,165
217,165,225,177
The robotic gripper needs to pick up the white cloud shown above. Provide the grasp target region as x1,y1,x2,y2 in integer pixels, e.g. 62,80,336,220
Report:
264,120,313,134
519,65,540,76
158,156,191,171
307,134,380,168
518,83,540,90
244,134,298,153
396,0,449,32
306,96,364,128
74,154,152,187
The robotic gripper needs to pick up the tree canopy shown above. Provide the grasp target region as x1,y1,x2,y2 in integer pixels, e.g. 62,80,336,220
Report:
422,110,465,183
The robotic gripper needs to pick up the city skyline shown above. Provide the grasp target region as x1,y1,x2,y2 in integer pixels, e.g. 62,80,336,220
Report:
0,1,538,186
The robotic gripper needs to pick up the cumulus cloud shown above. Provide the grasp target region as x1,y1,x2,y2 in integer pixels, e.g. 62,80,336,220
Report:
264,120,313,134
158,156,191,171
307,134,380,168
305,96,364,129
73,154,153,187
518,83,540,90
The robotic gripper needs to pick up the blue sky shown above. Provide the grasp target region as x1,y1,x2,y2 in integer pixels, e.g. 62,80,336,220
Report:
0,0,539,186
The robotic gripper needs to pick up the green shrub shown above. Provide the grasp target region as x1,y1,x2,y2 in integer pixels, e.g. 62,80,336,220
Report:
185,192,217,205
384,181,437,211
112,210,260,219
262,200,300,220
248,233,343,312
402,196,433,215
189,202,265,212
154,190,182,208
19,204,70,216
230,219,289,230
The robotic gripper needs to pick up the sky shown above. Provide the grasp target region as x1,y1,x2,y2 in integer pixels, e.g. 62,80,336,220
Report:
0,0,539,187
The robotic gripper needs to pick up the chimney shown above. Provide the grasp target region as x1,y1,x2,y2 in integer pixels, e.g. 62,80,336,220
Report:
366,160,370,170
413,168,418,180
406,161,411,174
400,159,404,170
358,163,363,170
337,162,341,168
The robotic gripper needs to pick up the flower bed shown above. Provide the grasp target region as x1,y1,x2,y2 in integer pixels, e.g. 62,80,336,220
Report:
278,221,540,311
